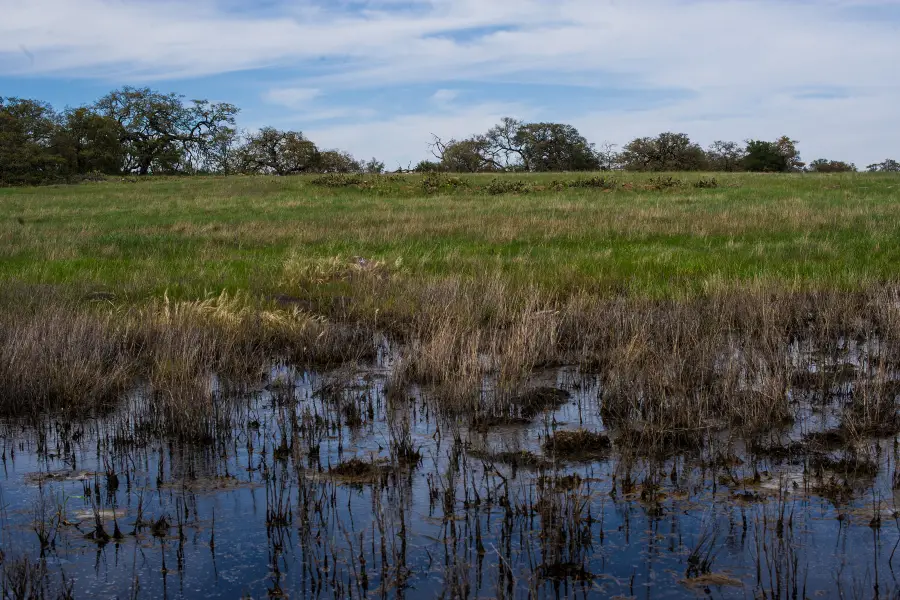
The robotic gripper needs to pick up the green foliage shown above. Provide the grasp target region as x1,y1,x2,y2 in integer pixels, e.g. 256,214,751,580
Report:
317,149,363,174
744,140,785,172
364,158,386,174
421,172,470,194
620,133,707,172
485,178,531,195
431,136,499,173
744,136,804,173
646,175,684,190
693,177,719,189
566,176,618,190
2,86,889,186
237,128,318,175
94,87,238,175
866,159,900,173
0,98,67,186
55,107,125,175
808,159,856,173
480,118,601,172
413,160,443,173
310,173,365,187
706,141,746,172
513,122,601,172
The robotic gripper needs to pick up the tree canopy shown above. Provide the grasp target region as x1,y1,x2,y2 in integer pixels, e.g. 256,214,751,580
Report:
620,132,707,171
94,87,239,175
0,86,892,186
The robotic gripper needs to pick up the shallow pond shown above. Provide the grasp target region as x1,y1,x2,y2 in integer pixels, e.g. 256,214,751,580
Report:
1,364,898,599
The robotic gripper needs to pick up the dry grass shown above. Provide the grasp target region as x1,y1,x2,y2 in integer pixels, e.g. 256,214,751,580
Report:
0,288,374,436
0,305,132,415
3,278,900,447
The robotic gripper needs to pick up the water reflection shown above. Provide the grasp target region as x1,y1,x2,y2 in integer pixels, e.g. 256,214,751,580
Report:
0,364,898,598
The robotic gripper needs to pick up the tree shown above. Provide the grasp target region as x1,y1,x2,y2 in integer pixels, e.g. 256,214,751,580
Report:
94,87,238,175
484,117,528,170
513,123,601,172
744,137,803,172
237,128,319,175
363,158,386,174
706,140,746,172
316,149,362,173
774,136,804,172
596,141,620,171
429,135,499,172
55,107,125,175
198,127,241,175
413,160,443,173
808,159,856,173
0,97,66,185
620,132,707,171
867,159,900,172
744,140,783,172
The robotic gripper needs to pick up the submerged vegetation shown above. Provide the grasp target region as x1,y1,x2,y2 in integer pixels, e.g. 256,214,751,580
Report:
1,171,900,597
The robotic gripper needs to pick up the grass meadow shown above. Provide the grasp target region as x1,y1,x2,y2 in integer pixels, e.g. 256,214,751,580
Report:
1,171,898,301
2,170,897,427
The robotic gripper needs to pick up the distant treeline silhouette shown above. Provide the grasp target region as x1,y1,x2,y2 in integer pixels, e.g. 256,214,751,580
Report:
2,87,898,186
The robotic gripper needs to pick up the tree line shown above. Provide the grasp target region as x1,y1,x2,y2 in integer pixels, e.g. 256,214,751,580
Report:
2,87,898,186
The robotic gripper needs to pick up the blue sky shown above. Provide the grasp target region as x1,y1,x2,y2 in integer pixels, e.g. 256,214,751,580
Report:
2,0,899,167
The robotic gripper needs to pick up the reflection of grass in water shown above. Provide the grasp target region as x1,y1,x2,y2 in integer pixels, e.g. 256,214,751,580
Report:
3,375,899,598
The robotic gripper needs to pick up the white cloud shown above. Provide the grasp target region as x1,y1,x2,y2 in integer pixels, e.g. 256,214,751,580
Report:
431,89,460,106
262,87,321,108
2,0,900,163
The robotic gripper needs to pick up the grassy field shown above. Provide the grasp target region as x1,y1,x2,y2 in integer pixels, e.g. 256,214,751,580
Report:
2,171,900,431
1,171,898,301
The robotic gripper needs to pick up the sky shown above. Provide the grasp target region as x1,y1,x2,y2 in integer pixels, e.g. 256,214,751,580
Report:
1,0,899,168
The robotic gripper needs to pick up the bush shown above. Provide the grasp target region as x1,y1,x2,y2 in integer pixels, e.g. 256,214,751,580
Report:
421,173,469,194
692,177,719,189
646,176,684,190
568,176,617,190
310,173,365,187
485,178,531,195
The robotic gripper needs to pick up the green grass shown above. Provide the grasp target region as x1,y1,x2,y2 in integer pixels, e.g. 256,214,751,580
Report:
1,171,899,301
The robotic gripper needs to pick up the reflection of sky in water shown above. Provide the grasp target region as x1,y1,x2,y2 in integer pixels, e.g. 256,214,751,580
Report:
0,361,897,598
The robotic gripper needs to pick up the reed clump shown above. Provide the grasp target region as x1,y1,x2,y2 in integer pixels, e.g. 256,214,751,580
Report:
329,458,394,483
0,305,132,416
0,289,373,436
544,430,611,459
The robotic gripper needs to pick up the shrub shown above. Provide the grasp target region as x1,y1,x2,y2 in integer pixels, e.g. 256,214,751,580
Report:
646,176,683,190
693,177,719,189
568,176,617,190
485,178,531,195
310,173,365,187
421,172,469,194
